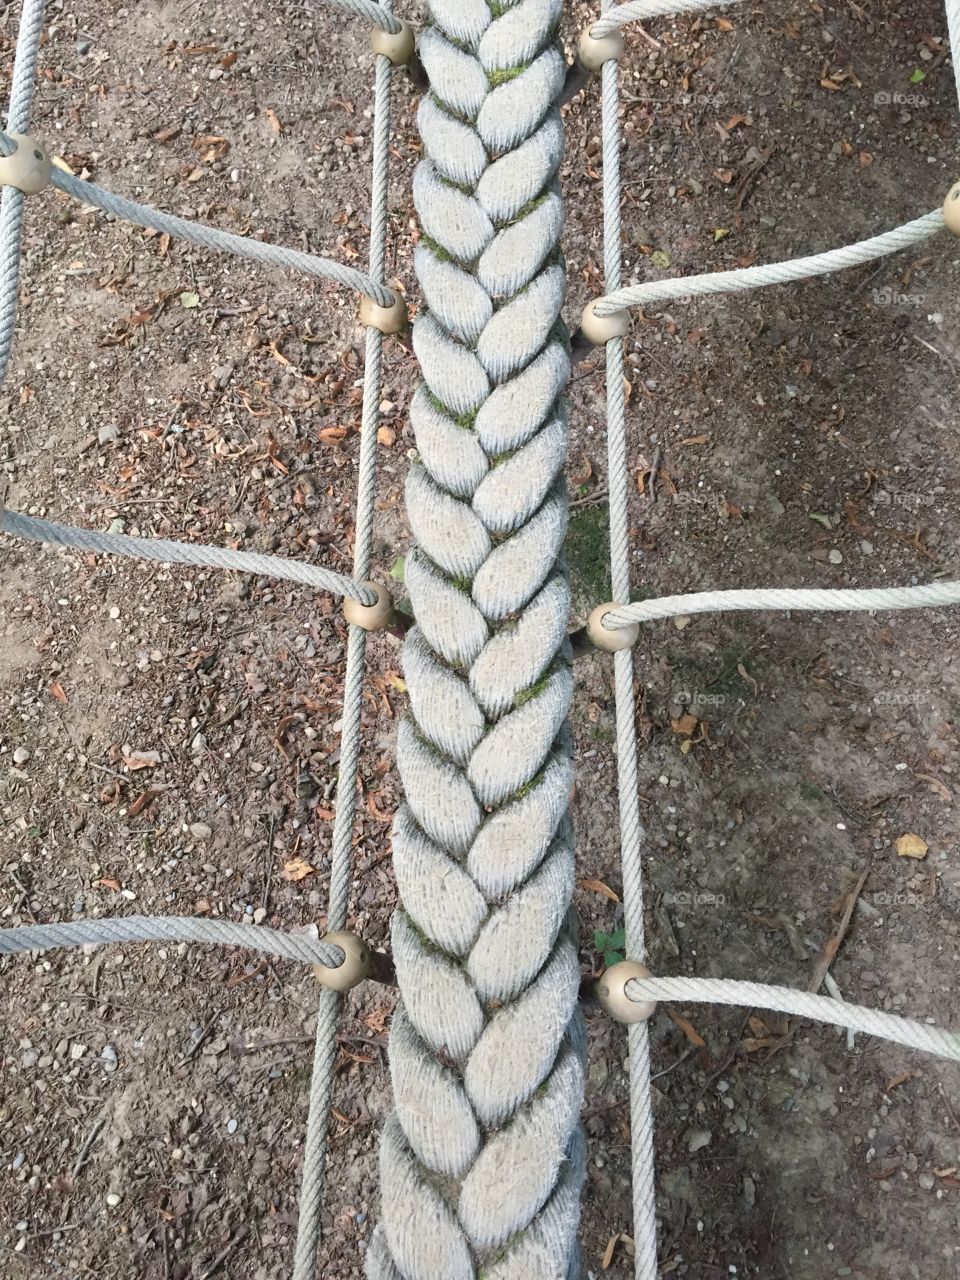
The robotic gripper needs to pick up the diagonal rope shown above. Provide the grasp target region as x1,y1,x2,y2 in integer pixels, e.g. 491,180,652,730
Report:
626,975,960,1063
594,0,745,37
0,0,47,384
313,0,403,35
0,916,344,966
598,4,659,1273
594,211,944,316
0,132,395,310
603,578,960,630
0,506,377,603
291,9,396,1274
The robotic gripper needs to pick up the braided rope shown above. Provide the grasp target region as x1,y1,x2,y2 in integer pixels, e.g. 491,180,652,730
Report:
0,0,47,383
0,916,344,967
366,3,585,1276
627,976,960,1063
1,506,376,603
604,578,960,629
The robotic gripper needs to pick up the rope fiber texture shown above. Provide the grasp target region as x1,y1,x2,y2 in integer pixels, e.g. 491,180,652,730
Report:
315,0,403,34
366,3,586,1277
0,916,344,967
0,505,376,603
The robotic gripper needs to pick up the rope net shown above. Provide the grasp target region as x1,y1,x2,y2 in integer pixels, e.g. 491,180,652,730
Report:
2,1,960,1278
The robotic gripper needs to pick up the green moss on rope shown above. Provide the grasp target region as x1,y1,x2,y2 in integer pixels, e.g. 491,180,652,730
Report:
487,64,527,87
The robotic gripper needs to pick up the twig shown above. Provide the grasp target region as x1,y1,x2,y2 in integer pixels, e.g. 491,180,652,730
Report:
197,1226,249,1280
71,1111,107,1179
808,867,869,993
647,443,662,502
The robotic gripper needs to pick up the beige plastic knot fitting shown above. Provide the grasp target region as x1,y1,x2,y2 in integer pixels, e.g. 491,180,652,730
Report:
344,580,394,631
580,297,631,346
586,602,639,652
313,930,372,992
597,961,656,1024
360,286,407,335
0,133,53,196
371,19,416,67
578,25,627,72
943,181,960,237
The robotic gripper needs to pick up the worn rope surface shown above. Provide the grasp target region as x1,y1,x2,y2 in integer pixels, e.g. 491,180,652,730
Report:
1,505,376,602
596,3,660,1273
0,916,344,967
367,3,584,1276
290,8,396,1275
0,0,46,383
604,578,960,630
1,132,396,311
594,210,944,316
627,976,960,1063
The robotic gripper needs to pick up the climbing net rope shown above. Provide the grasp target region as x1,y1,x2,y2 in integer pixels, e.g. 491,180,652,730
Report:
2,1,960,1276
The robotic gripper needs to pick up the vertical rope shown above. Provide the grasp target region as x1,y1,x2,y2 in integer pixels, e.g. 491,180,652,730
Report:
291,14,394,1276
0,0,47,383
599,4,659,1273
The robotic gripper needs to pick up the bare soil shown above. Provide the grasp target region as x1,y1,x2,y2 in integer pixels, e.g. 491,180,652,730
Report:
2,2,960,1279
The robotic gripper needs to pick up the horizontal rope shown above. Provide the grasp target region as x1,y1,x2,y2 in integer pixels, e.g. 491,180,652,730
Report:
627,975,960,1063
0,131,395,308
594,210,944,316
315,0,403,34
592,0,745,38
0,916,344,967
603,578,960,630
1,506,377,603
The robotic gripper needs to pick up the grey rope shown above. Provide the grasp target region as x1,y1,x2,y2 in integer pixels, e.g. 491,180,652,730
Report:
0,0,47,383
0,916,344,967
627,975,960,1064
599,9,658,1276
949,0,960,115
0,505,377,603
594,210,944,316
291,14,396,1276
367,3,585,1276
0,132,395,310
603,578,960,630
315,0,403,35
592,0,745,38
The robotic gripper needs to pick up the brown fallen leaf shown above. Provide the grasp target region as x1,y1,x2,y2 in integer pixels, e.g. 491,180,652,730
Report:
578,878,621,903
265,108,283,135
50,680,68,704
671,712,698,736
667,1008,706,1048
127,790,159,818
886,1070,917,1091
896,833,928,860
601,1235,618,1270
282,857,316,882
123,750,161,771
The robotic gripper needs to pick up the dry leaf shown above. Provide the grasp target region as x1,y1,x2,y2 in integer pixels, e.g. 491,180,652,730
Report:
123,750,161,771
578,878,621,903
127,790,158,818
671,713,698,736
265,108,283,135
282,857,316,882
50,680,68,704
667,1009,706,1047
895,833,928,860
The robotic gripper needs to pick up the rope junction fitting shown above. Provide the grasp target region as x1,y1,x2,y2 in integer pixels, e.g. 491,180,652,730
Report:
597,961,656,1023
0,130,51,194
370,18,416,66
945,179,960,235
342,580,395,630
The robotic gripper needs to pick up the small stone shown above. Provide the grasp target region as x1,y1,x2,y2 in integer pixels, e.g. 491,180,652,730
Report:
100,1045,118,1073
860,540,874,555
253,906,267,924
98,424,119,445
828,549,843,565
70,1042,87,1061
12,1152,25,1170
918,1172,936,1190
226,1118,238,1135
106,1192,122,1207
190,822,213,841
20,1050,38,1068
109,606,121,620
13,747,30,765
686,1128,712,1153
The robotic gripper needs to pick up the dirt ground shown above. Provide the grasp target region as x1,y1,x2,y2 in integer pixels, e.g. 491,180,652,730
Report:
2,1,960,1277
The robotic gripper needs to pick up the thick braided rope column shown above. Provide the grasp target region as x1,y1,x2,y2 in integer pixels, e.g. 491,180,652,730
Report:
367,2,585,1276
